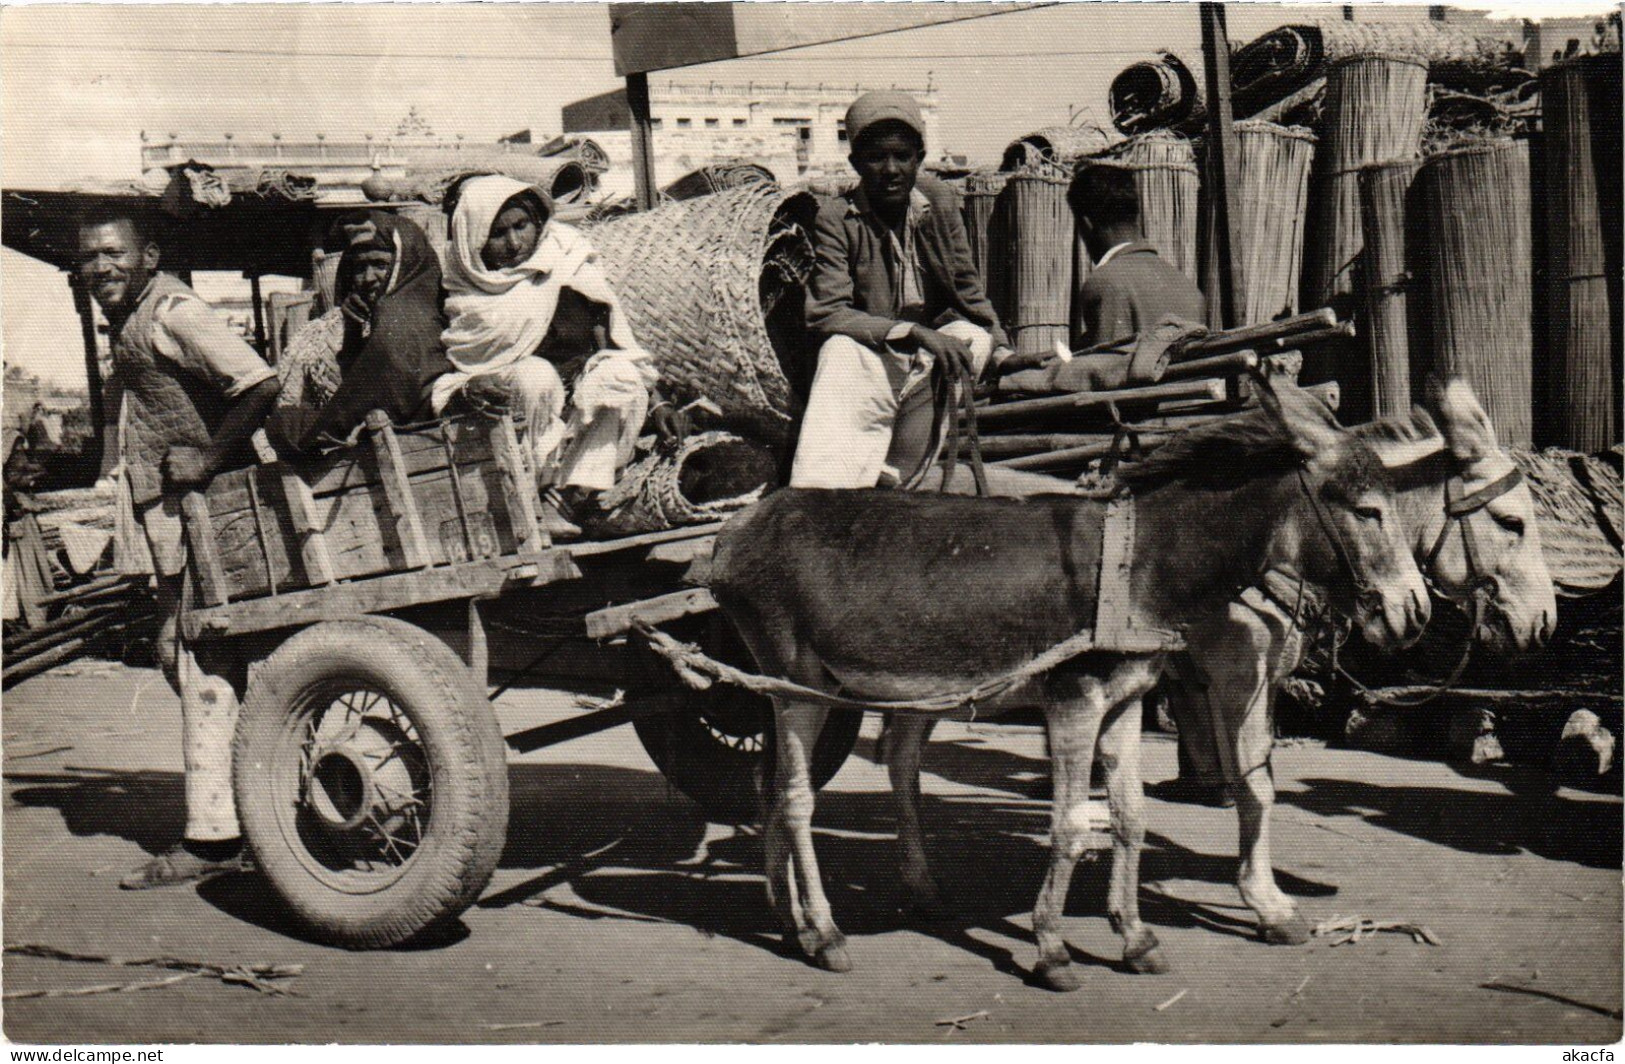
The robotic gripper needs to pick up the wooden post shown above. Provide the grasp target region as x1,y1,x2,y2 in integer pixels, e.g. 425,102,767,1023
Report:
627,72,659,211
1200,2,1245,331
249,273,268,359
366,410,433,569
68,276,106,450
181,492,231,606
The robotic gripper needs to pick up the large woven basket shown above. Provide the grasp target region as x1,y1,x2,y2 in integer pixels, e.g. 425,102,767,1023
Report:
585,184,817,441
592,431,778,537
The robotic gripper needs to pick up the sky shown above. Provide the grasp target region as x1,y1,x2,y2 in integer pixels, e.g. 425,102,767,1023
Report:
2,1,1613,390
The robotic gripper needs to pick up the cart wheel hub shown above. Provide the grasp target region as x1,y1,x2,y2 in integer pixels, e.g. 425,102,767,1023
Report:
308,748,376,831
304,718,425,839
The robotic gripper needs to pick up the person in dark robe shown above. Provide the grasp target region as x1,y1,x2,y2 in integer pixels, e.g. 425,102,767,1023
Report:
268,211,451,454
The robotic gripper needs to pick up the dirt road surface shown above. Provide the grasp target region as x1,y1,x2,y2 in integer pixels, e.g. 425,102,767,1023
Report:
4,662,1620,1044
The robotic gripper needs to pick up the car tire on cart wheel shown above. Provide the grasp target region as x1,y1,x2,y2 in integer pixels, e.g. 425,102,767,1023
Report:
234,616,508,949
631,619,861,822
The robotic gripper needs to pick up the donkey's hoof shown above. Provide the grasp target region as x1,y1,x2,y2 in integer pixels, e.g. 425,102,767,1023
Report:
1124,937,1171,975
813,942,852,973
1036,962,1085,993
1260,913,1313,946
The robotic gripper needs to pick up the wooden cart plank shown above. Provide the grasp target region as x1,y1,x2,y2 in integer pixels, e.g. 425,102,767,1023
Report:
583,587,718,640
183,560,512,641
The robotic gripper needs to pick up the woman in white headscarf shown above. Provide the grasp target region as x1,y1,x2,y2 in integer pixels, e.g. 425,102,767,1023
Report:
432,175,669,533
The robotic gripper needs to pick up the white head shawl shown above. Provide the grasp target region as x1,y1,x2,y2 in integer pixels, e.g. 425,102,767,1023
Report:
440,174,640,374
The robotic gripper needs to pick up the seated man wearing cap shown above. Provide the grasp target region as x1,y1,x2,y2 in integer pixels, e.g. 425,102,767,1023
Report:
790,91,1011,489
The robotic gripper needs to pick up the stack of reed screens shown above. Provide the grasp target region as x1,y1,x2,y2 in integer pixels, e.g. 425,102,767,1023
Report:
997,170,1074,358
1412,138,1532,446
1299,54,1428,414
1089,132,1200,280
586,184,816,442
1357,159,1422,419
1539,52,1621,452
1234,121,1317,325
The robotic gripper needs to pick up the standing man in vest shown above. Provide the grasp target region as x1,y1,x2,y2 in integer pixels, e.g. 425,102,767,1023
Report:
790,91,1012,489
78,208,280,887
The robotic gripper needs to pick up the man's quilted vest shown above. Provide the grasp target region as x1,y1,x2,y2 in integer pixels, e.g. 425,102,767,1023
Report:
112,274,224,506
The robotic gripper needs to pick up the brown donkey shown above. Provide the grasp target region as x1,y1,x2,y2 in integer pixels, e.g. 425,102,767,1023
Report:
709,380,1430,989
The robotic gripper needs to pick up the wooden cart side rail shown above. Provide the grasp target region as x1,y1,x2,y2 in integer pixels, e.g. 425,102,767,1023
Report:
181,525,725,642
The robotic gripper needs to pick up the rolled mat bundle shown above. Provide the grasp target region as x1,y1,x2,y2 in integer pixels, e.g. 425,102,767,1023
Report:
1357,158,1421,419
363,155,593,206
662,160,776,202
1000,125,1115,174
1233,121,1317,326
585,184,817,441
537,135,611,175
1109,52,1204,136
1301,54,1428,329
591,431,779,536
1412,138,1532,447
995,170,1074,358
1088,132,1200,280
1539,52,1622,452
1232,24,1325,119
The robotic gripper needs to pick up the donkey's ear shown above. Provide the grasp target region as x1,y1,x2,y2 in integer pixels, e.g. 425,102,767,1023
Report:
1427,376,1496,463
1256,375,1341,458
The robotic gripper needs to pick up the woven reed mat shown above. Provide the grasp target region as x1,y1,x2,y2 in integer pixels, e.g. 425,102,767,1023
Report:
590,431,778,537
1512,446,1623,596
585,184,816,441
663,160,776,202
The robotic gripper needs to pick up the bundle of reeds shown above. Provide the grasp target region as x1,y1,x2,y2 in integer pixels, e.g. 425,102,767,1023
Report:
1413,138,1532,446
1000,125,1115,174
1233,121,1317,326
1358,158,1422,419
1088,132,1200,280
1302,55,1429,315
997,170,1075,358
961,171,1010,286
1539,52,1621,451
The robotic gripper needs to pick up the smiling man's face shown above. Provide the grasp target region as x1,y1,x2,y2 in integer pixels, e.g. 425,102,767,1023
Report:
77,220,159,314
850,124,923,214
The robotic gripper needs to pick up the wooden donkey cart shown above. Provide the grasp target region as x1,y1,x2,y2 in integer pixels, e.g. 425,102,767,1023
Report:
178,409,861,949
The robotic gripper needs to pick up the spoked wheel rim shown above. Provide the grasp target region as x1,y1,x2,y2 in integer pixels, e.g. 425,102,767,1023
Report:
694,687,769,756
273,681,433,895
